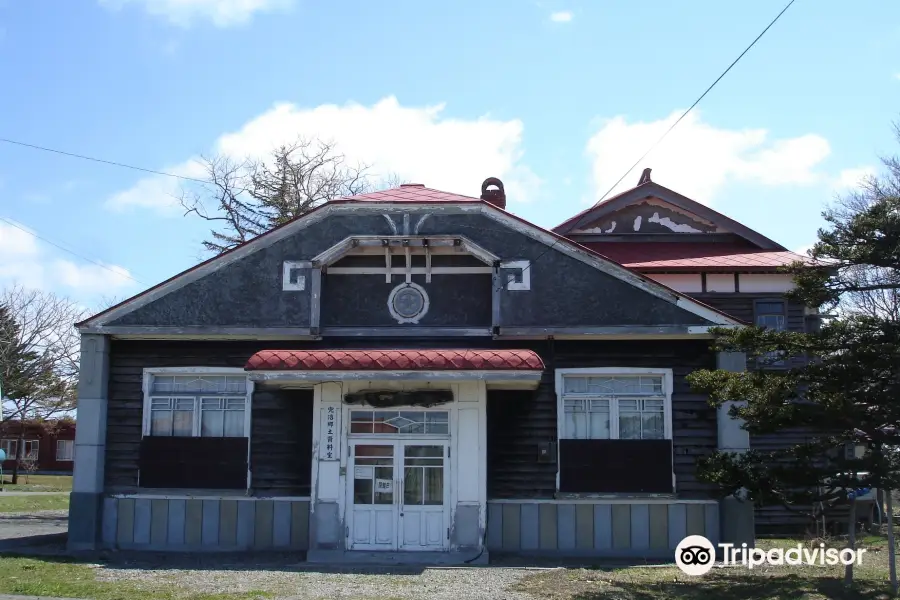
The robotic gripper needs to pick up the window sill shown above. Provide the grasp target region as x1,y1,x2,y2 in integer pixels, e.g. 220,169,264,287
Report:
108,487,250,498
554,492,677,500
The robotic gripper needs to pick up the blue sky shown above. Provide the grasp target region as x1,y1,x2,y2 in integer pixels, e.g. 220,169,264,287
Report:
1,0,898,311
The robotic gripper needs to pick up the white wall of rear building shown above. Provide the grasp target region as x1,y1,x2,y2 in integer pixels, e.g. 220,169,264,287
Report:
645,273,795,294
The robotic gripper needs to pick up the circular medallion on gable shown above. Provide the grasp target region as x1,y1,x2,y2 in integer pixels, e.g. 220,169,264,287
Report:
387,282,429,324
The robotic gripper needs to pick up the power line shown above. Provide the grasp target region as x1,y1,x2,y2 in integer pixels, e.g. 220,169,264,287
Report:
499,0,798,284
595,0,797,204
0,216,145,285
0,137,207,184
0,0,796,293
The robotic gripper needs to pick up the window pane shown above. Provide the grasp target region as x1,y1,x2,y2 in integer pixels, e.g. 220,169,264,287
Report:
565,406,587,439
589,411,610,439
426,421,449,434
354,477,374,504
642,412,665,439
152,376,174,393
151,410,173,436
374,466,394,504
201,409,224,437
589,398,609,412
619,412,642,439
56,439,74,461
223,410,244,437
757,314,786,331
756,302,784,314
563,377,587,393
618,399,639,411
423,467,443,505
225,376,247,393
350,411,448,435
173,409,194,436
564,398,585,413
404,466,422,505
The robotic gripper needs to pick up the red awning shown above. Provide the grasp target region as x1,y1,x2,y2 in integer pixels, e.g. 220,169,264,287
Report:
245,349,545,371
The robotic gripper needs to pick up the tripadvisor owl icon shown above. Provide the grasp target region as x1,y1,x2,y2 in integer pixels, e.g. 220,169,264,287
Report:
675,535,716,576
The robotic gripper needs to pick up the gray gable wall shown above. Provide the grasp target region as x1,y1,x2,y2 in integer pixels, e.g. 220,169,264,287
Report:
106,209,713,329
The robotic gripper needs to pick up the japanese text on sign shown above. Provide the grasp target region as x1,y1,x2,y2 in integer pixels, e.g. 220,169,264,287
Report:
324,406,336,459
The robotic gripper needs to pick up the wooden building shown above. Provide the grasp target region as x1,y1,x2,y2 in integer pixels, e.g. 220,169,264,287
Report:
1,420,76,474
68,171,808,560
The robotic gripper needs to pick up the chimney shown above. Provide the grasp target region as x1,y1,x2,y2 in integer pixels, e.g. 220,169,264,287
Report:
638,168,652,186
480,177,506,210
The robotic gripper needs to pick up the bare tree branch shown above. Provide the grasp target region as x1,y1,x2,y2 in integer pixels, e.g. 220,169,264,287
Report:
179,137,403,255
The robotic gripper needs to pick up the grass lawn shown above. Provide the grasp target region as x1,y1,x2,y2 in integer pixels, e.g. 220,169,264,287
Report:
0,533,897,599
513,534,898,599
0,493,69,513
0,474,73,492
0,556,274,600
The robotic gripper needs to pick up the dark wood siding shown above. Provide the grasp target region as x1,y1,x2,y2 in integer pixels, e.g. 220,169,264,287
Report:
250,389,313,496
691,292,819,532
105,340,315,494
487,339,717,500
688,293,808,333
107,338,717,501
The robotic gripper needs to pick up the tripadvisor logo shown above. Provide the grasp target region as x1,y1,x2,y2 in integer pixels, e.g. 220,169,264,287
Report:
675,535,867,576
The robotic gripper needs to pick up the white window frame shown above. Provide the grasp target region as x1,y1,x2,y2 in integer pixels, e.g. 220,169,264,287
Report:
56,439,75,461
141,367,254,439
141,367,254,490
554,367,674,493
1,439,39,460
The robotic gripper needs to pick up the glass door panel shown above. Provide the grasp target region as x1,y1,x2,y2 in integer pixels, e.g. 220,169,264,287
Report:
349,443,396,549
399,443,447,550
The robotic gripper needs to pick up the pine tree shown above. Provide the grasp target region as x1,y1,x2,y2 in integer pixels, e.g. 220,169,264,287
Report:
687,126,900,586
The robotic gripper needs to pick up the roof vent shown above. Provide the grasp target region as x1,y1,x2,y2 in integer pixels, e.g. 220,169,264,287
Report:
400,183,425,187
638,168,652,185
480,177,506,210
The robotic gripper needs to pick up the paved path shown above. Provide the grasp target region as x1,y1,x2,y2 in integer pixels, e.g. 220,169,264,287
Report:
0,510,67,542
0,491,68,496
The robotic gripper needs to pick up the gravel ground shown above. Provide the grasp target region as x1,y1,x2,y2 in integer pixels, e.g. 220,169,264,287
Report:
89,554,539,600
0,510,67,541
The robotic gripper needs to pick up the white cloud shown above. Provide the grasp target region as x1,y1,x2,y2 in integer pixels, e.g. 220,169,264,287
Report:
98,0,293,27
550,10,573,22
0,221,136,296
793,243,815,257
585,110,831,205
107,96,541,213
105,160,206,215
833,166,876,190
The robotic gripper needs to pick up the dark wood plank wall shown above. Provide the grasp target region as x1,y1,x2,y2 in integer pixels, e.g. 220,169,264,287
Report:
108,338,719,503
690,292,815,532
105,340,314,494
487,339,718,500
250,389,313,496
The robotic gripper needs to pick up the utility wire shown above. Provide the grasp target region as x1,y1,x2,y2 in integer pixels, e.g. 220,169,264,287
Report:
0,216,145,285
0,137,207,184
595,0,797,204
499,0,799,289
0,0,796,292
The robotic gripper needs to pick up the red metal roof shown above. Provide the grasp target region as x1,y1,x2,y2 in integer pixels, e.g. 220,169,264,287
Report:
338,185,482,203
245,349,545,371
583,242,810,272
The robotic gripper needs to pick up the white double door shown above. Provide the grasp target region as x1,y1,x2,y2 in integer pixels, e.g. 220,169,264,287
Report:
347,439,449,551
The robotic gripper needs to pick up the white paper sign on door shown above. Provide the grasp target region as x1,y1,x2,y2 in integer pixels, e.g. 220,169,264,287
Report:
354,466,373,479
375,478,393,493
